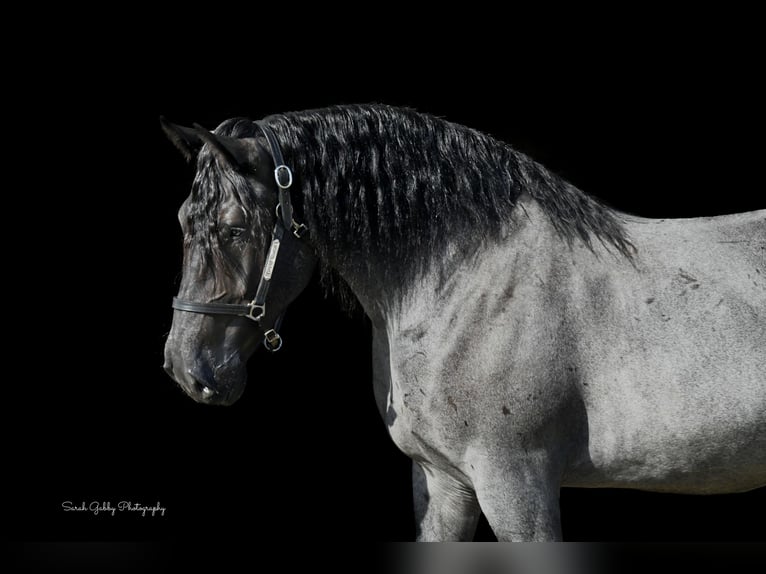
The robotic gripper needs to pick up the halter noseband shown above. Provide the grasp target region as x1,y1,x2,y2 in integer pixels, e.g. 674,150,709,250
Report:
171,121,307,352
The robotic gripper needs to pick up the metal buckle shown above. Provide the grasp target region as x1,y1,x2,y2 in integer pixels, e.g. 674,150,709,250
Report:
263,329,283,352
292,221,308,239
246,303,265,322
274,165,293,189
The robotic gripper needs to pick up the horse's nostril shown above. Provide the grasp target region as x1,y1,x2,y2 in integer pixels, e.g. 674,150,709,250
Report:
163,360,174,379
188,375,215,398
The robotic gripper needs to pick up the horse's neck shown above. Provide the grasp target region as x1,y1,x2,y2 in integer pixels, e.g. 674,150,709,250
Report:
332,196,571,329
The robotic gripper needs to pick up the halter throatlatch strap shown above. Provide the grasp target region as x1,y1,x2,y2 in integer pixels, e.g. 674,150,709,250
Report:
171,120,307,352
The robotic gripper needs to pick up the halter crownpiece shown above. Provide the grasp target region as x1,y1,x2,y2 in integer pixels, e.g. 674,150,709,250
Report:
171,121,307,352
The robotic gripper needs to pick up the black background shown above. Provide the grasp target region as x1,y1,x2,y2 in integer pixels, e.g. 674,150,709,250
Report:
10,22,765,554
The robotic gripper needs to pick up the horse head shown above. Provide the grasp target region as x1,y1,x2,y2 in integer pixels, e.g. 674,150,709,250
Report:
161,118,316,405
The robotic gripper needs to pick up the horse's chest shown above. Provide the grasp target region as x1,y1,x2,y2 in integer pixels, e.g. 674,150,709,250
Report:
385,389,462,467
381,356,488,467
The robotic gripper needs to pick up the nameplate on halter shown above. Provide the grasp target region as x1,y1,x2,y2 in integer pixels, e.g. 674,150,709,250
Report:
263,239,281,280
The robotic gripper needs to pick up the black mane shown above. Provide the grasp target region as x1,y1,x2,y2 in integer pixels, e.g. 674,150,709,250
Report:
192,105,632,298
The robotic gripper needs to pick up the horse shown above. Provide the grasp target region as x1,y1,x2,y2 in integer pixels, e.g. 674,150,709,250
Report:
161,104,766,541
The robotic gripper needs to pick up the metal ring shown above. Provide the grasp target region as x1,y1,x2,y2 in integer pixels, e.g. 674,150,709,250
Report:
246,303,265,322
274,165,293,189
263,330,283,352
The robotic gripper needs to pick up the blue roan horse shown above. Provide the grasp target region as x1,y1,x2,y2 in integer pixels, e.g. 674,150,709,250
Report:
162,105,765,541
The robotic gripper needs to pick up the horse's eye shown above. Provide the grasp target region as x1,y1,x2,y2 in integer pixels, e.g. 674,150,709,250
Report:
229,227,246,239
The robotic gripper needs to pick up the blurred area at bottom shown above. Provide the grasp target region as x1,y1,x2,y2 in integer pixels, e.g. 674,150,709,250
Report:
10,541,765,573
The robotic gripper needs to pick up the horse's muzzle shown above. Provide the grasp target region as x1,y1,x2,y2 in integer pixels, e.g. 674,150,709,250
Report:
163,357,242,405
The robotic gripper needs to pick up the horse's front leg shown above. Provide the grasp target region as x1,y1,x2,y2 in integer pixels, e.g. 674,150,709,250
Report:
472,452,563,541
412,462,481,541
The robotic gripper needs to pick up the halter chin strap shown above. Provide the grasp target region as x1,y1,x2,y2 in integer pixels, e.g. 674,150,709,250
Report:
171,121,307,352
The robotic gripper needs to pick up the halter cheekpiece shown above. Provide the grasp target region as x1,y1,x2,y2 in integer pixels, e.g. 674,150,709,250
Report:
171,121,307,352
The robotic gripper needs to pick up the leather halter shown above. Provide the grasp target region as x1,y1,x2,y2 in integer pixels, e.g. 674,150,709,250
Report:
171,121,307,352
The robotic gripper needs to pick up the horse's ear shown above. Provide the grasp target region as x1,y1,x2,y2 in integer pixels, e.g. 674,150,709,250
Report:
160,117,203,162
192,124,260,171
